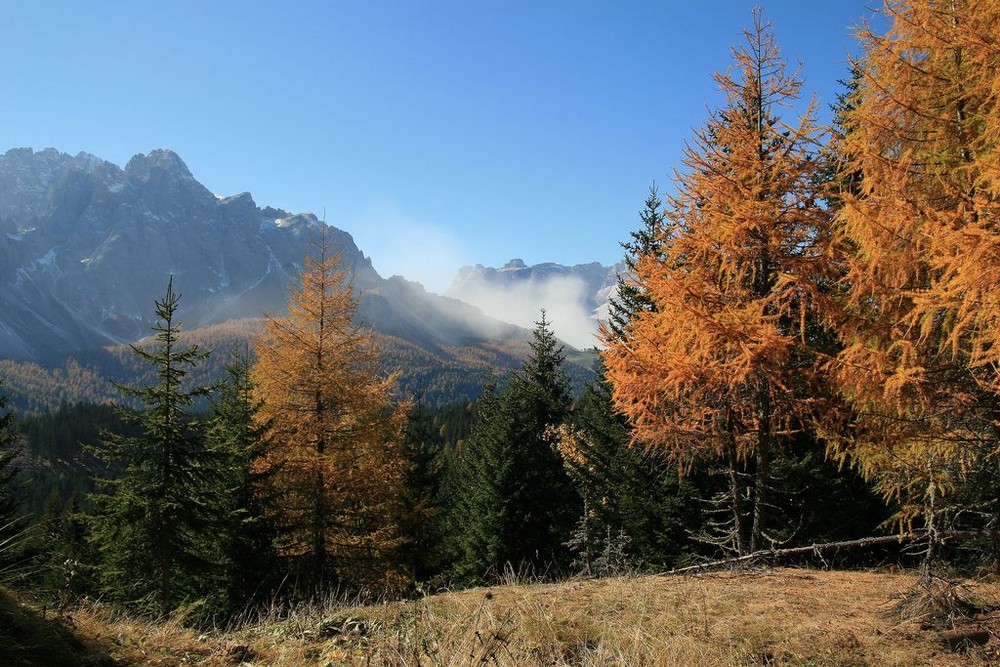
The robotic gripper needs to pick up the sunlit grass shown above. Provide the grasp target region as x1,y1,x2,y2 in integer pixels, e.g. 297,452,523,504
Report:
18,567,996,666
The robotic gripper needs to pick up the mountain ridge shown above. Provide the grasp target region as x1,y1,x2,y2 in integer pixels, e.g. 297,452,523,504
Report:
0,147,524,361
0,146,597,408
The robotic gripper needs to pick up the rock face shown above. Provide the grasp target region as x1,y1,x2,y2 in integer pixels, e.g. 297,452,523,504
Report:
0,147,520,362
445,258,622,349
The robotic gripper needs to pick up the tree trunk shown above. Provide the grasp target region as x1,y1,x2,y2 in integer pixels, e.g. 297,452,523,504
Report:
727,442,748,556
666,533,917,575
750,379,772,554
750,444,769,554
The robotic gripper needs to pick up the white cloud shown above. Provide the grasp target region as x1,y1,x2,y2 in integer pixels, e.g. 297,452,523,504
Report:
346,203,605,348
451,275,599,350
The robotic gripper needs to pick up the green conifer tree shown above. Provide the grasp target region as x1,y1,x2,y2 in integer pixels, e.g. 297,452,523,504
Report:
572,181,705,572
606,184,665,345
398,398,446,585
89,278,222,616
450,313,580,583
0,384,26,572
561,372,702,573
206,351,278,612
37,492,97,604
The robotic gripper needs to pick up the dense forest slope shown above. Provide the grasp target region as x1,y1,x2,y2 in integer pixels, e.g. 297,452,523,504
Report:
0,317,597,412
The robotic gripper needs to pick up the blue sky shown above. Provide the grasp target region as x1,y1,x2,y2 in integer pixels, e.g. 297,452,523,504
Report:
2,1,872,293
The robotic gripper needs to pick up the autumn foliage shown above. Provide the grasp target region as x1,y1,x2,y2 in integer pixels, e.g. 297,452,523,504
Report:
12,0,1000,623
599,0,1000,562
827,0,1000,543
251,236,409,592
601,11,835,554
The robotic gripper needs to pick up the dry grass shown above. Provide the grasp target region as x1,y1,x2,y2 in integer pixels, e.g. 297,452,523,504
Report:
35,568,1000,666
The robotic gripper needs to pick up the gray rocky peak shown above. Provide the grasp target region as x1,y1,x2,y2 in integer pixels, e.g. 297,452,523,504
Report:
124,149,194,181
0,146,529,365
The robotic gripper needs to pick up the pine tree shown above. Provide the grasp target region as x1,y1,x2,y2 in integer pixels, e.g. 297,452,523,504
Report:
0,383,25,570
398,399,446,585
556,371,703,573
450,313,580,583
88,278,222,615
600,10,835,555
206,351,278,611
251,233,409,595
831,0,1000,562
579,182,709,572
605,184,665,345
37,493,97,604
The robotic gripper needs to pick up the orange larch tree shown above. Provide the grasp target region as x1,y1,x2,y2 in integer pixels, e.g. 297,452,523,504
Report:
831,0,1000,554
251,232,409,593
601,11,835,555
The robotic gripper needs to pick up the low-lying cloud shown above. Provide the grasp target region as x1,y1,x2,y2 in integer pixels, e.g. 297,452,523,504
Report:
449,275,600,350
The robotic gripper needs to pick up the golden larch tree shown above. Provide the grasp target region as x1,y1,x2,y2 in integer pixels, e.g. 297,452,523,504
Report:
601,11,835,555
831,0,1000,552
251,233,409,592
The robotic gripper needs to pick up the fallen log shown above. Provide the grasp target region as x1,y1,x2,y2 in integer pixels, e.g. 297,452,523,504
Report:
940,628,991,652
664,534,918,575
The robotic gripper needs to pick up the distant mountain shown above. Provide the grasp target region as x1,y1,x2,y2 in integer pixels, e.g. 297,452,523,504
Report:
445,258,622,350
0,147,367,358
0,147,595,408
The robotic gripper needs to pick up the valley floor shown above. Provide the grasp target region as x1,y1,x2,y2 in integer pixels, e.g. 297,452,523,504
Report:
7,568,1000,666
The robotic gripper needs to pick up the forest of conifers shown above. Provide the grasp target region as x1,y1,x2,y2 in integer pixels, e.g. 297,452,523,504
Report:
1,0,999,622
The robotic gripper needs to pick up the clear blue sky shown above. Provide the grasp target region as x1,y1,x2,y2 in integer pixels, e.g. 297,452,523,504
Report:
2,1,873,293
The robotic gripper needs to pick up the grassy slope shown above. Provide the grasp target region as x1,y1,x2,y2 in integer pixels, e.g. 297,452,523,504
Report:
0,587,116,666
12,568,1000,666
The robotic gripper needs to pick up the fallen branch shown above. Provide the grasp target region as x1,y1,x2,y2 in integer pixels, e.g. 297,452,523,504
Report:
664,533,918,575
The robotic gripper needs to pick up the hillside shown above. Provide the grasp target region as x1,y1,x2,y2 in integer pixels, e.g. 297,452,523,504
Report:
6,568,1000,666
0,147,549,363
0,317,598,413
0,587,114,666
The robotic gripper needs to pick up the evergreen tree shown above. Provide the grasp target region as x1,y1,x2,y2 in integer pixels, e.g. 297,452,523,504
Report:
0,382,25,571
580,179,705,572
38,493,97,604
398,398,446,586
206,351,278,611
450,313,580,583
88,278,222,615
605,184,665,345
557,371,703,573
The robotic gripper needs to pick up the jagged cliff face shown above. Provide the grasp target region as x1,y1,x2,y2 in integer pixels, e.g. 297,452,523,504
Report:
0,147,515,362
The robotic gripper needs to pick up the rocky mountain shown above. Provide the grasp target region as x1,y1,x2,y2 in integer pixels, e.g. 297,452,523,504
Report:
445,258,622,350
0,147,526,360
0,147,596,407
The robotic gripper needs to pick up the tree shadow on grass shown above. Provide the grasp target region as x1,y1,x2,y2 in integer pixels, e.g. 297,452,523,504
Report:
0,588,118,667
